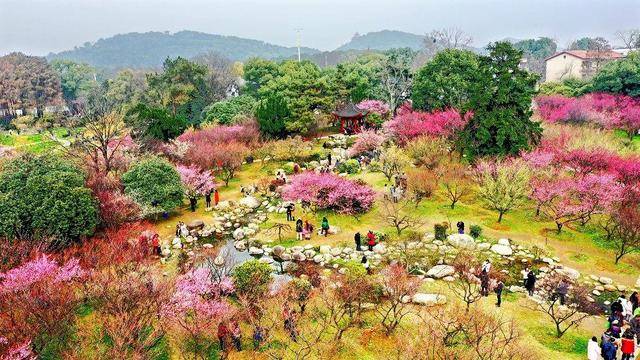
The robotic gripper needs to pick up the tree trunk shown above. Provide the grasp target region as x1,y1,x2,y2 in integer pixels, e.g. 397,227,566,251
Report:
497,211,504,223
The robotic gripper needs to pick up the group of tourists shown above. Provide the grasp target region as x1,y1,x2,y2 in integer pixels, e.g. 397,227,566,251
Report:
285,202,330,239
590,292,640,359
217,318,268,356
384,173,408,203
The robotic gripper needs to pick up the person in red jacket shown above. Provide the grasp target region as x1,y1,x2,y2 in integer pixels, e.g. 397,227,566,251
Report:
214,189,220,206
367,230,376,251
621,329,636,360
218,322,230,352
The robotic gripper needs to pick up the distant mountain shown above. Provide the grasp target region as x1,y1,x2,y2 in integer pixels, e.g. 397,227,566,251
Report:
47,30,320,70
277,49,384,68
336,30,425,51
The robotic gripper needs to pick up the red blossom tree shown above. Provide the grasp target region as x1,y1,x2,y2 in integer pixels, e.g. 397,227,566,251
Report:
383,108,470,145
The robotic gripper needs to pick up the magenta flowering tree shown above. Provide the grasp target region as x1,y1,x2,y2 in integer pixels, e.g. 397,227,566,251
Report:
383,109,470,144
177,164,216,199
357,100,390,116
347,130,385,157
618,102,640,139
531,174,622,233
534,95,576,123
0,255,84,355
282,172,376,215
535,93,640,137
162,266,234,358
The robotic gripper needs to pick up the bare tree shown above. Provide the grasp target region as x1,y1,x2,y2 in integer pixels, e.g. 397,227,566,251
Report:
265,223,293,242
423,28,473,59
376,264,420,335
64,111,129,175
439,162,472,209
615,29,640,49
524,272,599,338
379,199,424,235
448,252,483,311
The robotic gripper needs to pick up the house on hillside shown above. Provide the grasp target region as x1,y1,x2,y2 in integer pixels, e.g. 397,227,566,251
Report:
544,50,624,82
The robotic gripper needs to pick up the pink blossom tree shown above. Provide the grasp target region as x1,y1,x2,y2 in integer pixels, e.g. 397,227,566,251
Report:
531,174,622,233
0,255,84,355
282,172,376,215
357,100,390,116
162,266,234,359
177,164,216,211
347,130,385,157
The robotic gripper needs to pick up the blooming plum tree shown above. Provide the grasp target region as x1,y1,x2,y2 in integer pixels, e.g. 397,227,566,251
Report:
282,172,376,215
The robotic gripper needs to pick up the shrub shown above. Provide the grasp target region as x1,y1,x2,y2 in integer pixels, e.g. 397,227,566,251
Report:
0,153,98,245
282,172,376,214
282,162,296,174
469,225,482,239
231,259,273,301
122,157,184,216
337,159,361,174
434,222,448,240
405,136,448,169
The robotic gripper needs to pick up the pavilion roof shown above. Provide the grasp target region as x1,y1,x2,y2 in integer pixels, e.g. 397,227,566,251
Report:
331,102,368,118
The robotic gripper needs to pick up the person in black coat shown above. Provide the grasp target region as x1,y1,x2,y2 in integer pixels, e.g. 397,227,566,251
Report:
495,280,504,307
354,232,362,251
525,270,536,296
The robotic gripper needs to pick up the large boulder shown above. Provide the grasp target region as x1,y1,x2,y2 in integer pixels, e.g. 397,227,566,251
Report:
446,234,476,250
557,267,581,281
373,243,386,255
426,265,455,279
490,244,513,256
187,220,205,231
239,196,261,209
272,245,286,258
248,247,264,256
412,293,447,306
232,228,245,240
319,245,332,254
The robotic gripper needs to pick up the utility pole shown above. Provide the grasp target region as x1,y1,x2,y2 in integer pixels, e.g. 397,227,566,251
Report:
295,28,303,62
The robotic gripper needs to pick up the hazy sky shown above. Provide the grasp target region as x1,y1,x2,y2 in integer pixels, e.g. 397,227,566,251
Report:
1,0,638,56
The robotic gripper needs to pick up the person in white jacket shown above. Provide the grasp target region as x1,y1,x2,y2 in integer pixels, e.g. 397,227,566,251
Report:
587,336,601,360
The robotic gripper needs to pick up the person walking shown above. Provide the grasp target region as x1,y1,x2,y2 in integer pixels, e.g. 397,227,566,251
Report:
354,232,362,251
601,336,618,360
295,219,303,240
321,217,330,237
525,269,536,296
217,322,229,352
456,221,465,234
481,259,491,274
555,279,569,305
367,230,376,251
205,191,212,208
283,305,298,342
286,203,295,221
151,234,161,256
621,329,636,360
495,280,504,307
252,325,265,350
587,336,600,360
214,189,220,206
361,255,371,274
230,320,242,351
303,220,313,240
480,271,490,297
327,153,332,166
630,291,639,313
